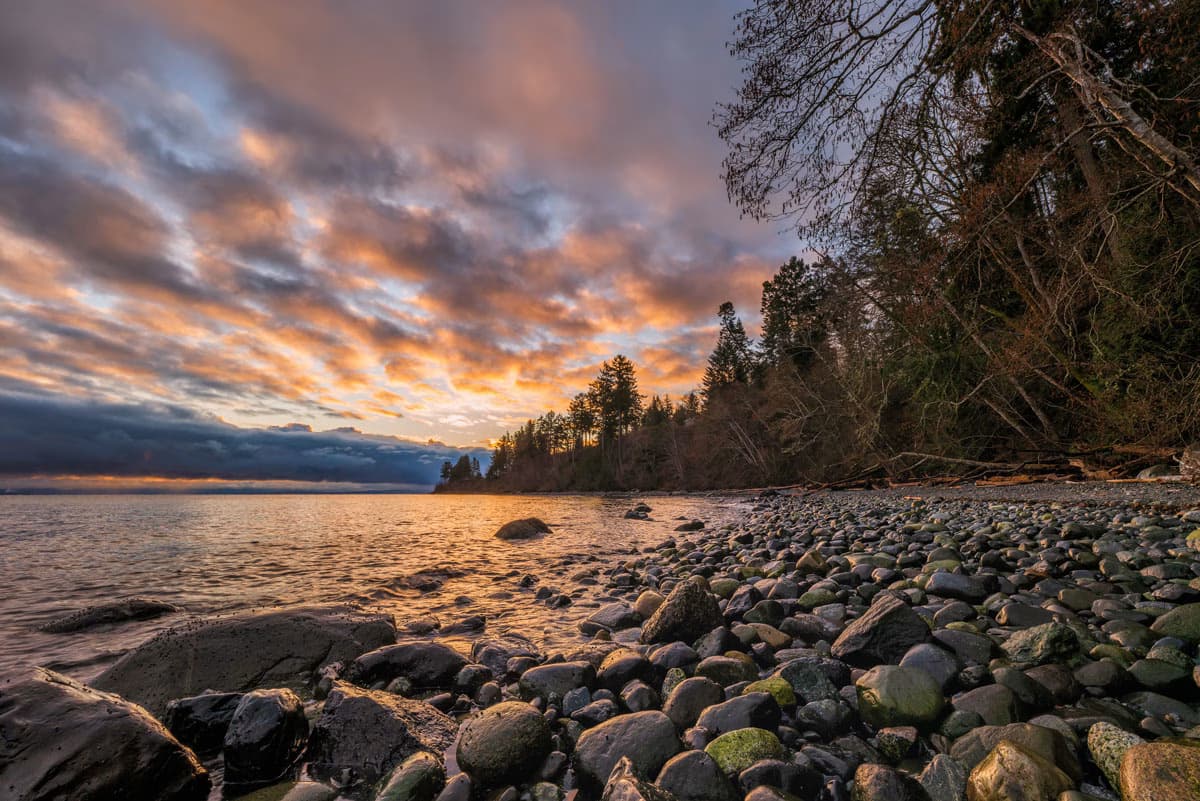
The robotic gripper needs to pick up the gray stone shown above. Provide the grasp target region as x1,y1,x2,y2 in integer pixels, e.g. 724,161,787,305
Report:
38,597,180,633
831,593,930,667
574,711,681,789
641,581,724,645
223,688,309,787
93,604,395,715
655,751,738,801
0,668,210,801
456,701,552,788
495,518,552,540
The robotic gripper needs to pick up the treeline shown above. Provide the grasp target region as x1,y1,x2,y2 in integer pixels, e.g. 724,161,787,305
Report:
445,0,1200,491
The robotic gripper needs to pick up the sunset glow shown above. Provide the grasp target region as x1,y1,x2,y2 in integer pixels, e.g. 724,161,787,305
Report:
0,1,794,488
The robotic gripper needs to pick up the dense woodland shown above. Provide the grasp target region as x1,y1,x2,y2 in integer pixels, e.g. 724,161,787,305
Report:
443,0,1200,492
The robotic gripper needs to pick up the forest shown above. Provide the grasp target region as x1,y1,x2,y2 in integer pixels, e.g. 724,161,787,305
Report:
443,0,1200,492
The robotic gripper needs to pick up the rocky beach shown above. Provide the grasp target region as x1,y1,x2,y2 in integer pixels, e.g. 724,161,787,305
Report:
5,483,1200,801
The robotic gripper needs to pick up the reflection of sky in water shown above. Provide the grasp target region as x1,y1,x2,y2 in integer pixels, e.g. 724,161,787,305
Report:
0,493,748,681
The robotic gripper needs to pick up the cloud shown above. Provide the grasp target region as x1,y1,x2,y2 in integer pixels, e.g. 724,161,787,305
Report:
0,390,486,486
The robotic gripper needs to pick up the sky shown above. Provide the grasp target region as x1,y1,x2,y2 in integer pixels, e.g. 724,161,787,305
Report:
0,0,794,489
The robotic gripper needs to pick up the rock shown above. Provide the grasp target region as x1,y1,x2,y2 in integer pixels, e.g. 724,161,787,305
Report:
900,644,960,691
704,728,786,775
831,593,930,667
919,754,967,801
1086,721,1144,790
306,682,457,784
695,655,758,686
585,603,642,633
1150,603,1200,643
495,518,552,540
348,641,468,689
603,756,678,801
519,661,597,703
855,665,945,729
223,688,309,787
574,711,680,788
162,691,243,754
664,677,725,729
38,597,181,632
876,726,919,762
926,573,988,603
435,774,472,801
472,635,540,676
743,677,796,709
996,604,1055,628
655,751,738,801
737,759,821,797
456,701,552,787
1000,623,1078,667
965,740,1073,801
1118,740,1200,801
952,685,1019,726
851,763,929,801
598,649,655,692
377,752,445,801
641,582,724,645
696,693,782,737
774,659,842,704
0,667,210,801
635,591,666,619
93,604,395,715
949,723,1081,781
675,521,705,532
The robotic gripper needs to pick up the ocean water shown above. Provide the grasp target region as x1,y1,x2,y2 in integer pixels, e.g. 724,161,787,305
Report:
0,493,747,681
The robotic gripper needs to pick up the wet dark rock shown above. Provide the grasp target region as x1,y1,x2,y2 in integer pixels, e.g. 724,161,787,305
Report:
162,691,243,755
376,751,445,801
306,682,457,784
472,635,540,676
222,688,308,788
951,685,1019,726
948,722,1081,781
831,593,930,667
737,758,821,797
598,649,656,692
855,665,945,729
641,582,723,645
925,572,988,602
573,698,621,726
663,676,725,729
93,604,395,715
456,701,552,787
621,680,659,712
520,661,597,703
675,521,705,532
695,692,782,736
899,644,960,691
0,667,210,801
495,518,552,540
574,710,681,789
850,763,929,801
655,750,738,801
348,641,468,689
584,603,642,634
38,596,181,633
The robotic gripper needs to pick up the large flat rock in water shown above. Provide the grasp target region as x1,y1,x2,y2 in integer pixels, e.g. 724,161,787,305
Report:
0,668,210,801
92,604,395,715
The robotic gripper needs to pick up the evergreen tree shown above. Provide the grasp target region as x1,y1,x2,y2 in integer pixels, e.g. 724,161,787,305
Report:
702,302,753,402
760,257,828,371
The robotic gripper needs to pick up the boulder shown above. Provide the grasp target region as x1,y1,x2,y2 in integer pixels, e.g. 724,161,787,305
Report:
574,710,681,788
495,518,552,540
855,665,945,729
223,689,309,787
641,582,724,645
92,604,395,715
1150,603,1200,643
456,701,552,787
162,691,243,754
0,668,209,801
347,641,467,689
925,573,988,603
663,677,725,729
1118,740,1200,801
965,740,1073,801
38,597,180,632
1086,721,1144,790
695,692,782,737
306,682,457,784
999,623,1078,667
831,593,930,667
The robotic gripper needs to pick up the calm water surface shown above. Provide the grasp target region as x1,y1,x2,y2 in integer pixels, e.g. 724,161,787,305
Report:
0,493,747,681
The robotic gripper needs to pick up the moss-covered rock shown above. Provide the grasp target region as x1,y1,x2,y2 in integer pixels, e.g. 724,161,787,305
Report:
1086,722,1144,790
743,677,796,709
704,728,786,775
1150,603,1200,643
855,665,945,729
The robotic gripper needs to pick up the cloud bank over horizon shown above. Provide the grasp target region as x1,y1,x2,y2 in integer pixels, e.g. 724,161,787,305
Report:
0,389,487,489
0,1,792,482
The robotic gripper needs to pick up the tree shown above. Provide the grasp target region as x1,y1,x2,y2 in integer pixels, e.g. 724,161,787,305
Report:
568,392,596,448
760,257,829,371
589,355,644,442
702,302,754,402
439,461,452,482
